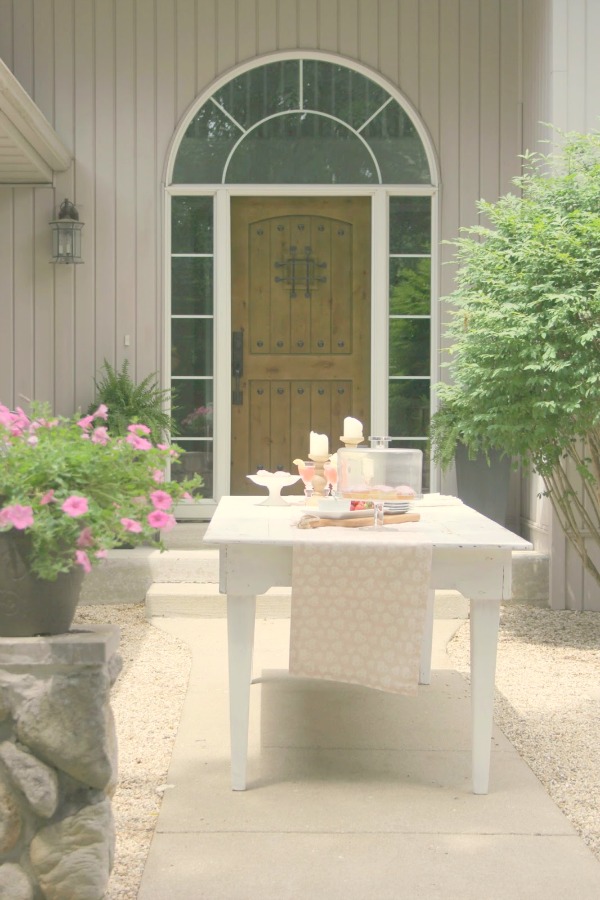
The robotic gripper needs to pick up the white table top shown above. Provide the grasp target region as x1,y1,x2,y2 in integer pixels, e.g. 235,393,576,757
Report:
204,495,533,552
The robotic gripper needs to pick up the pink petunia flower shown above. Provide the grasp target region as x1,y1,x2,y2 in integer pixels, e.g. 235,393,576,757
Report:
120,517,143,533
40,490,55,505
27,435,39,446
91,426,110,445
61,495,89,517
0,404,12,428
95,549,108,559
152,469,165,483
157,443,168,451
150,490,173,510
127,423,151,435
1,504,34,530
77,414,95,430
92,403,109,420
181,491,193,501
77,527,94,548
126,433,152,451
147,510,176,531
75,550,92,574
0,508,13,527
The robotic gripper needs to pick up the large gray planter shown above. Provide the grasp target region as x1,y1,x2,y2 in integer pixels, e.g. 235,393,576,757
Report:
455,444,511,526
0,534,84,638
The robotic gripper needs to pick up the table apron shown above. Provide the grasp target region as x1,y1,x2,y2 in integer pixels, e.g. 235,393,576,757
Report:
220,544,514,602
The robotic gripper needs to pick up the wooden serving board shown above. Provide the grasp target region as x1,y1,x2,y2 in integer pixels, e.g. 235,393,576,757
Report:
299,512,421,529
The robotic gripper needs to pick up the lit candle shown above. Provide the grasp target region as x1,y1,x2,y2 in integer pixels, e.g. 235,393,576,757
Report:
343,417,363,438
309,431,329,456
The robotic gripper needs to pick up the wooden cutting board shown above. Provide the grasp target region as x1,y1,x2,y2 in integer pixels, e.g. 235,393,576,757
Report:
298,512,420,529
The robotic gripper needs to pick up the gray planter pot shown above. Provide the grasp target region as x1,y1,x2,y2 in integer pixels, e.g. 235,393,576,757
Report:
0,533,84,637
455,444,511,526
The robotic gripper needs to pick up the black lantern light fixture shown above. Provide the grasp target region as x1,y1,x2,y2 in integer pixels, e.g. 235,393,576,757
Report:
50,198,84,264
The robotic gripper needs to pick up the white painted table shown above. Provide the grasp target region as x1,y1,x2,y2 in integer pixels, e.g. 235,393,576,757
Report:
203,496,532,794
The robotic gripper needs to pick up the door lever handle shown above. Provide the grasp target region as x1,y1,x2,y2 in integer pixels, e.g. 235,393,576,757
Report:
232,330,244,405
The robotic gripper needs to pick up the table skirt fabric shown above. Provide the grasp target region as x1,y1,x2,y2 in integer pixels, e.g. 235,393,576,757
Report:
289,541,433,694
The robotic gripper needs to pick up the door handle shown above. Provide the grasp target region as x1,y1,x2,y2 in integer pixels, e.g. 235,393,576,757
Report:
232,330,244,405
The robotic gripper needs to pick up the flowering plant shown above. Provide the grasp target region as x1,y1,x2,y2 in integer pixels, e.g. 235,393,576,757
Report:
0,402,202,580
181,404,213,429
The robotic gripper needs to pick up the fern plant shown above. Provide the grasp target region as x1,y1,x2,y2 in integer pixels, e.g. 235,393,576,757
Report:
89,360,177,441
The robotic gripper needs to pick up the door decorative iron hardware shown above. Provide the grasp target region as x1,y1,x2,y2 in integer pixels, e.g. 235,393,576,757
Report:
231,330,244,405
274,245,327,299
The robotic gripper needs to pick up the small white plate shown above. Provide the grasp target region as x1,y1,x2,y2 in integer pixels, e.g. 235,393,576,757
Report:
316,508,375,520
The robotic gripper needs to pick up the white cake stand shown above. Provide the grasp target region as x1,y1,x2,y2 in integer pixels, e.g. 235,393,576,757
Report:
246,472,302,506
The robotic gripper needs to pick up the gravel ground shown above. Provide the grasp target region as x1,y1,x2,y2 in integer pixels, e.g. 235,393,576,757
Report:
72,602,600,898
447,605,600,862
72,603,191,900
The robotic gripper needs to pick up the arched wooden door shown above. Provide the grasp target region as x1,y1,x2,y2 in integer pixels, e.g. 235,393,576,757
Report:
230,196,371,494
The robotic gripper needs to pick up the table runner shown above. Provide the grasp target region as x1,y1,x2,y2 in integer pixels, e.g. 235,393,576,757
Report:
289,541,433,694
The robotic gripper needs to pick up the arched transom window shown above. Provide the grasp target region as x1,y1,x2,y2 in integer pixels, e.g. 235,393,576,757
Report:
171,59,431,185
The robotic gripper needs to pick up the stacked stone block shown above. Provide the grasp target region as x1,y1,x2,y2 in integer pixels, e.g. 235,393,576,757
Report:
0,626,121,900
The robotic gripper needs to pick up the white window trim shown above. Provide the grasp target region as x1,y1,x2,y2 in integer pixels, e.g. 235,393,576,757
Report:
165,53,441,515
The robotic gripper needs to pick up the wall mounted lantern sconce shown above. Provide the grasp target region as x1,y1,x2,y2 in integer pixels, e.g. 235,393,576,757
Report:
50,198,84,264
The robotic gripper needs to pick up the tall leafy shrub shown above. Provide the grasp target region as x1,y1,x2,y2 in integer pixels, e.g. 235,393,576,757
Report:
431,129,600,586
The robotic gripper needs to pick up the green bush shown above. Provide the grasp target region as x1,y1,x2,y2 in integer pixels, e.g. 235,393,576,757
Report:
431,128,600,586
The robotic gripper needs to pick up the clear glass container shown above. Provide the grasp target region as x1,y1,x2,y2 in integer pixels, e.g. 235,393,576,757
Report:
337,445,423,499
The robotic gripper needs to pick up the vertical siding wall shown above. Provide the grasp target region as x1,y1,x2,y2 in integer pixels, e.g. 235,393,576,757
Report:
0,0,525,418
547,0,600,610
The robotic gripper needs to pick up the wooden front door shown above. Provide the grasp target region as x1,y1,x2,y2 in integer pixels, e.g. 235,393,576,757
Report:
230,197,371,494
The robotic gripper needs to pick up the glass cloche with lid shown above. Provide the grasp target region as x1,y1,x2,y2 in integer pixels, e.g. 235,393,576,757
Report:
337,436,422,500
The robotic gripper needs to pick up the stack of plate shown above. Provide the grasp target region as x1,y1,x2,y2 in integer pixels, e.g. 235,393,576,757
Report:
383,501,411,514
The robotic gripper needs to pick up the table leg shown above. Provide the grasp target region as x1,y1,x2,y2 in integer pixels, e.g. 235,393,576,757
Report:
419,589,435,685
227,594,257,790
469,599,501,794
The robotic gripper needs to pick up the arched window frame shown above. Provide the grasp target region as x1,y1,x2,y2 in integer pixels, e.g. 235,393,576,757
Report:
164,52,441,510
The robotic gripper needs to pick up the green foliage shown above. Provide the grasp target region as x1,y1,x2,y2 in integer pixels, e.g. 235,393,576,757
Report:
431,127,600,586
90,360,177,441
0,403,202,581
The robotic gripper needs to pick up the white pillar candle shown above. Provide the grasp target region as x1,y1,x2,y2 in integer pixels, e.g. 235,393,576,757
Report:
343,417,363,438
309,431,329,456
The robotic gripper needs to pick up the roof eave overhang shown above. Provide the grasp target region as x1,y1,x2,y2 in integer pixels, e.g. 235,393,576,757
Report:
0,57,71,185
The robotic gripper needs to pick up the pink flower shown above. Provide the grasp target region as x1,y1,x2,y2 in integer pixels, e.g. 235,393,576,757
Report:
127,423,151,435
95,549,108,559
126,433,152,451
92,403,109,420
157,443,168,451
77,414,95,430
61,495,89,517
91,426,109,445
147,510,176,531
40,490,55,505
27,435,39,446
0,405,12,427
152,469,165,483
181,491,193,501
120,517,142,533
1,504,34,530
77,527,94,548
75,550,92,574
150,490,173,510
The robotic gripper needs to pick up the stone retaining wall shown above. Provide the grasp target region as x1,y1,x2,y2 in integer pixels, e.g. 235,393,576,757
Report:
0,626,121,900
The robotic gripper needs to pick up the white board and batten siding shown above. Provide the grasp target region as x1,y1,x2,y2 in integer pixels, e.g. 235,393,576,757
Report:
0,0,525,414
1,0,597,608
546,0,600,610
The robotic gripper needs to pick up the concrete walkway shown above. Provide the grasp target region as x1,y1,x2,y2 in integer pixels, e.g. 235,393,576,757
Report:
137,599,600,899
